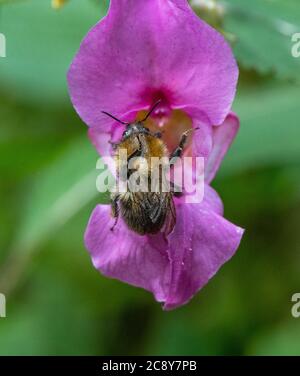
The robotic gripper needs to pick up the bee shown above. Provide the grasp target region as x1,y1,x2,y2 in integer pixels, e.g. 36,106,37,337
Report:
102,101,194,236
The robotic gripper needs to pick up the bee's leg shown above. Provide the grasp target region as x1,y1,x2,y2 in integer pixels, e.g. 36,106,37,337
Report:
170,181,183,197
127,149,142,179
128,148,142,160
169,129,193,160
110,194,120,231
109,140,119,151
169,129,199,197
138,135,149,157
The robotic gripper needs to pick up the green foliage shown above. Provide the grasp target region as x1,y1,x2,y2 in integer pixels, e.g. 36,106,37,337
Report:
221,79,300,175
13,136,100,251
248,322,300,355
224,0,300,80
0,270,103,355
0,0,109,104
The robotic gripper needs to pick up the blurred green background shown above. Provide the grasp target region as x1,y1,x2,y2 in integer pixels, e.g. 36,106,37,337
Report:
0,0,300,355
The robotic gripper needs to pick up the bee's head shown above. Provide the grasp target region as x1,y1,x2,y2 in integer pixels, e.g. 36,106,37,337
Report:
122,121,149,138
102,100,161,138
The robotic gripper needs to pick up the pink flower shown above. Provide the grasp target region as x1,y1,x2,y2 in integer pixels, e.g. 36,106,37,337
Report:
67,0,244,310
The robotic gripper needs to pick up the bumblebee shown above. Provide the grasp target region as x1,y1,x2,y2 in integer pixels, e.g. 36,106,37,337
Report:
102,101,193,236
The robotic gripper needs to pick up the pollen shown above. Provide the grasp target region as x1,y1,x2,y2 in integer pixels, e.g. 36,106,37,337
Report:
137,109,193,154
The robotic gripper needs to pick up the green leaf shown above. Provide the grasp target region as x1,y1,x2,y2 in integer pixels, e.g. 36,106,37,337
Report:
223,0,300,80
0,0,109,104
0,135,109,292
0,93,85,179
0,269,104,355
15,136,107,251
248,321,300,355
219,81,300,176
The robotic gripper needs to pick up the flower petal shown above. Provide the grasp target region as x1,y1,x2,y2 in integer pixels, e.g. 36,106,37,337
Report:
88,128,118,177
205,112,240,184
164,201,244,310
202,184,224,216
192,120,213,157
67,0,238,131
84,204,171,302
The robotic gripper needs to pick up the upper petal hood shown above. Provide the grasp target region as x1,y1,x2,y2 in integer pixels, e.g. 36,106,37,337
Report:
67,0,238,131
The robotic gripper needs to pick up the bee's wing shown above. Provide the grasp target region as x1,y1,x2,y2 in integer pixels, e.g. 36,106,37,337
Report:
142,193,176,235
146,193,163,223
161,194,176,235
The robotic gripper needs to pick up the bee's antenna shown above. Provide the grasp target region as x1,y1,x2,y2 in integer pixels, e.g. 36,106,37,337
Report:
185,127,199,134
102,111,129,125
142,100,162,122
